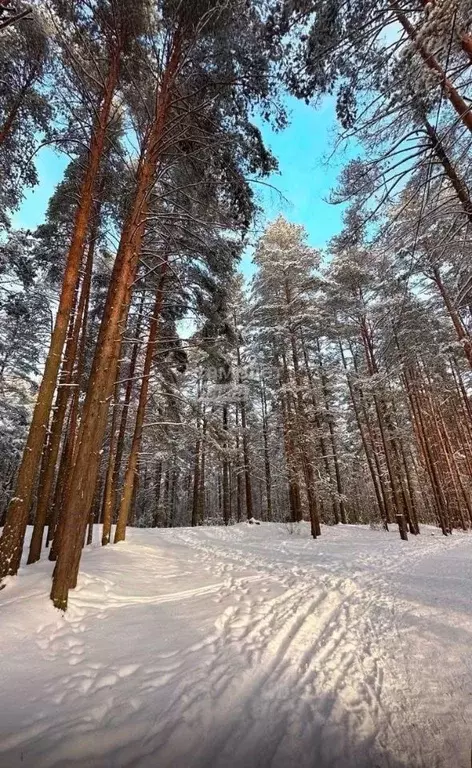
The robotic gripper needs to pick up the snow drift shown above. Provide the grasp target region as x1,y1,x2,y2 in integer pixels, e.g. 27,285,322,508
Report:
1,523,472,767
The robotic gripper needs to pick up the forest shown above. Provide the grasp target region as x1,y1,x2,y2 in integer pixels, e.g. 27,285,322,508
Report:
1,0,472,607
2,1,472,766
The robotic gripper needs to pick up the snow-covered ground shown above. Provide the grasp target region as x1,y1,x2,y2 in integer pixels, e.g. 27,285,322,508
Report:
1,523,472,768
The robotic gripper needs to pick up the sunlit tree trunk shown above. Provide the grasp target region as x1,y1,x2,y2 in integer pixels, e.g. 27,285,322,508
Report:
28,209,96,564
0,49,121,580
50,31,183,609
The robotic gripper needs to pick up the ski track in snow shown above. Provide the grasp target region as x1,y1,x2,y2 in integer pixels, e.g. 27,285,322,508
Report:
1,523,472,767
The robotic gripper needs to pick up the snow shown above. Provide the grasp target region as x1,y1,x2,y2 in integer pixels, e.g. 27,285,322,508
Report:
1,522,472,767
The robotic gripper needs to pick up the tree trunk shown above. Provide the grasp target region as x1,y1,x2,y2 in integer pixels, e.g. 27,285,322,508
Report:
283,284,320,536
152,460,162,527
360,320,408,540
395,6,472,133
422,116,472,224
0,49,120,581
47,224,97,556
114,257,169,543
450,358,472,425
169,460,178,527
237,344,253,521
396,513,408,541
140,462,149,521
222,405,230,525
27,214,96,565
198,410,207,525
235,404,243,522
315,337,346,524
109,291,146,520
340,342,388,528
162,465,170,527
191,373,203,526
276,348,303,524
101,292,145,545
301,337,337,521
260,377,273,522
432,266,472,368
191,438,201,527
403,366,449,534
87,464,104,546
418,0,472,64
100,379,122,546
50,31,183,609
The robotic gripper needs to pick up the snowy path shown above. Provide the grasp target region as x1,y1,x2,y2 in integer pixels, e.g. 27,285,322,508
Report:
1,524,472,767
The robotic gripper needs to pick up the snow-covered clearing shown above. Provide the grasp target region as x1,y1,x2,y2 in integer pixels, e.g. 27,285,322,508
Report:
1,523,472,767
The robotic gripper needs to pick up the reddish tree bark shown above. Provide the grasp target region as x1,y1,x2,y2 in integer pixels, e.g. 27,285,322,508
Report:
114,257,169,542
395,6,472,134
27,229,95,564
432,266,472,369
50,31,183,609
0,48,121,580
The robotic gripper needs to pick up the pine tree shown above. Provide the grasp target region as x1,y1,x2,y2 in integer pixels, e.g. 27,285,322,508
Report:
0,0,148,580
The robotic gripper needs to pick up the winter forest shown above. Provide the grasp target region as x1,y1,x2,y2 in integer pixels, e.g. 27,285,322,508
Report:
2,1,472,766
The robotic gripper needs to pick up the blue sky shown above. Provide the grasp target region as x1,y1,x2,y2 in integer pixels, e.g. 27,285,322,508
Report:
241,94,353,277
13,146,69,230
14,95,352,278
